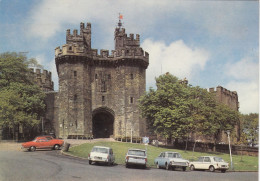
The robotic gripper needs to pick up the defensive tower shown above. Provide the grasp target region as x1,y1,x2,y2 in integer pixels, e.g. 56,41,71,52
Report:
55,19,149,139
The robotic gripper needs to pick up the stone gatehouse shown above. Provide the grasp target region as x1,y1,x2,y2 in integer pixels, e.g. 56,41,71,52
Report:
53,21,149,139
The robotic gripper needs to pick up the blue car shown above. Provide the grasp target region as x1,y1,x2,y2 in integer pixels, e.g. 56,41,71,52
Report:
154,151,189,171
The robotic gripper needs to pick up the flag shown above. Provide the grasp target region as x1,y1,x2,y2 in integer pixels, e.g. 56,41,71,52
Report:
119,14,123,19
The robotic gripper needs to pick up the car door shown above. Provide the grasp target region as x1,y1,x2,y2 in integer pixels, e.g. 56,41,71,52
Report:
40,138,52,148
157,152,165,167
202,157,211,169
195,157,204,169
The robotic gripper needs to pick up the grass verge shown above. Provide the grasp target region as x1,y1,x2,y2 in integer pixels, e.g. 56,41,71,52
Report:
68,141,258,171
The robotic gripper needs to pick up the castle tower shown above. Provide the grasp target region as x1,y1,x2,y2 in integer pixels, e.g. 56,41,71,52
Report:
55,20,149,139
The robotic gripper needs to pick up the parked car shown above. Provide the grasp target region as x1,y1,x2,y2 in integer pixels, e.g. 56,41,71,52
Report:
21,136,64,151
125,149,147,169
154,151,189,171
189,156,229,173
88,146,115,165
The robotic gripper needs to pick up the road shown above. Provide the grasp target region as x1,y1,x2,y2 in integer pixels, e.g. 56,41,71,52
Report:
0,149,258,181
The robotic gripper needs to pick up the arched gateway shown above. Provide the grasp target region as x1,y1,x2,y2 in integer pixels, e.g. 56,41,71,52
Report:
92,107,114,138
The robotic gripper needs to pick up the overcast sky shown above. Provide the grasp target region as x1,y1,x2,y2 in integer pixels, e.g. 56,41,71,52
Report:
0,0,258,114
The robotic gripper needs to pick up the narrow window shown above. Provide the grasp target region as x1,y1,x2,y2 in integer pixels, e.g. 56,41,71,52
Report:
107,74,111,79
69,46,72,50
130,73,134,80
102,96,105,102
74,71,77,77
74,94,77,101
95,74,98,79
130,97,134,104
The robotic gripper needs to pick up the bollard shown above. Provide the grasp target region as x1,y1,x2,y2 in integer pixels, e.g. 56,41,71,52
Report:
63,142,70,152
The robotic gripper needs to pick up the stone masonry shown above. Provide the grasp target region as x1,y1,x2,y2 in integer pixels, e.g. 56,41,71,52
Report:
54,22,149,139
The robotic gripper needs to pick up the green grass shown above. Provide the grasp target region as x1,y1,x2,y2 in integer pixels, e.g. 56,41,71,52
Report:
68,141,258,171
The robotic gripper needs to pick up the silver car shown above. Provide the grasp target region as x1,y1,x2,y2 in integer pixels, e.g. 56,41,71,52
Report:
88,146,115,165
154,151,189,171
125,149,147,169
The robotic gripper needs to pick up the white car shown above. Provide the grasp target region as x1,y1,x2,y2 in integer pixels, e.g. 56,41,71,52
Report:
125,149,147,169
88,146,115,165
190,156,229,173
154,152,189,171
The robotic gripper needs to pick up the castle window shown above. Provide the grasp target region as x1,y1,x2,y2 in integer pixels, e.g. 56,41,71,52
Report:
74,71,77,77
130,97,134,104
130,73,134,80
74,94,77,101
102,96,105,102
69,46,72,50
107,74,111,79
95,74,98,79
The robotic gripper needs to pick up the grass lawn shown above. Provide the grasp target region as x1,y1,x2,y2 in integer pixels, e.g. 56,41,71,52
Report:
68,141,258,171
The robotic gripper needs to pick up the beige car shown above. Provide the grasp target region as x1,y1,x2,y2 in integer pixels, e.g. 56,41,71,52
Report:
88,146,115,165
190,156,229,173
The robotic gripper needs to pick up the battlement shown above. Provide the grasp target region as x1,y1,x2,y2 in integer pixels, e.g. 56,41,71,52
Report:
29,68,54,92
209,86,239,111
66,22,91,50
55,44,149,62
114,28,140,49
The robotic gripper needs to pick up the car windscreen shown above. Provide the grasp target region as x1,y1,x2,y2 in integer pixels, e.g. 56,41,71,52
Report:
213,157,224,162
92,147,109,153
128,150,146,156
168,153,182,158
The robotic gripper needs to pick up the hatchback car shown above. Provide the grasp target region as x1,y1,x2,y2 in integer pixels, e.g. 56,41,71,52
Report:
88,146,115,165
21,136,64,151
125,149,147,169
154,151,189,171
190,156,229,173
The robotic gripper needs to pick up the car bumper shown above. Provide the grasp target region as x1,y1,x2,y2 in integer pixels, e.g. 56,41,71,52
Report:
126,158,146,165
88,156,109,163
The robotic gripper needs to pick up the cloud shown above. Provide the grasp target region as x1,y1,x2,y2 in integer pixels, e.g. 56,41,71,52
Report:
224,57,259,114
141,39,210,88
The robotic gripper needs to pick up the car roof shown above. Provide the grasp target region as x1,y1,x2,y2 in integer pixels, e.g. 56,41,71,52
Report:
93,146,111,149
163,152,179,154
128,148,146,151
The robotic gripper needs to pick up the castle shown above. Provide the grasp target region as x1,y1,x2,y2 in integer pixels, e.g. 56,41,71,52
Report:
48,21,149,139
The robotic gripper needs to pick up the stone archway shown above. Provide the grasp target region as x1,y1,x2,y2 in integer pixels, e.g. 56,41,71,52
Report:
92,107,114,138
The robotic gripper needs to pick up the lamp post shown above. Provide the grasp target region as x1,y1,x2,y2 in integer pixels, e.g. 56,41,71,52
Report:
226,130,233,170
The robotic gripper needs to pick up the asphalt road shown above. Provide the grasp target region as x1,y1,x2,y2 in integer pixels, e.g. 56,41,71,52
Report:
0,149,258,181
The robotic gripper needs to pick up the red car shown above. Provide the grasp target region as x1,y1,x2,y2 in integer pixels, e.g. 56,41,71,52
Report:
21,136,64,151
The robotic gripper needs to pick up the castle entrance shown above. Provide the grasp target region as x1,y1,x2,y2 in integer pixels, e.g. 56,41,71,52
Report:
92,107,114,138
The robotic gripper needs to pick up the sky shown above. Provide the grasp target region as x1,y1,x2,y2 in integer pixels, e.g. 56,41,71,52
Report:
0,0,259,114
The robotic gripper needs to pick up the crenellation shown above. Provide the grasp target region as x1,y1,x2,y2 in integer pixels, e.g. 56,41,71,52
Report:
29,68,54,92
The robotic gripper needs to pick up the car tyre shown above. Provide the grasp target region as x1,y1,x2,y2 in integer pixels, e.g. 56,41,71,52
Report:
30,146,36,152
125,164,129,168
209,166,215,172
166,163,170,170
89,160,92,165
190,165,195,171
143,164,146,169
221,170,226,173
156,162,160,169
53,144,60,150
182,167,186,171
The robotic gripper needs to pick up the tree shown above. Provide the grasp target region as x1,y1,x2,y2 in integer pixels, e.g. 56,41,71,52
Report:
241,113,259,146
0,52,46,140
139,73,240,147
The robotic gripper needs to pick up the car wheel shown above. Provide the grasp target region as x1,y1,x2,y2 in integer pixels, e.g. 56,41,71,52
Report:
209,166,215,172
30,146,36,152
156,162,160,169
190,165,195,171
53,144,60,150
143,164,146,169
89,160,92,165
221,170,226,173
182,167,186,171
125,164,129,168
166,163,170,170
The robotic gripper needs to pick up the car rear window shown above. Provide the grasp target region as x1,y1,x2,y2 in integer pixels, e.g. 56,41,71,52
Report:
128,150,146,156
92,147,109,153
168,153,182,158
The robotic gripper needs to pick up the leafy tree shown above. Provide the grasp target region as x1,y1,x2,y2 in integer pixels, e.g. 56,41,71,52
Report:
0,52,46,140
240,113,259,146
139,73,240,147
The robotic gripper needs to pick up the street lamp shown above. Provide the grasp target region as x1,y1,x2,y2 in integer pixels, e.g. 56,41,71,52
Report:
226,130,233,170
